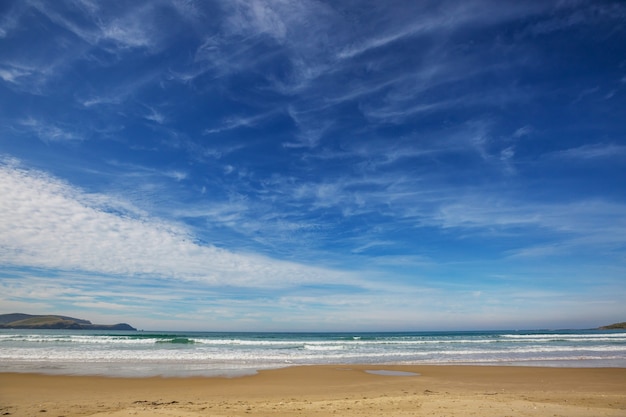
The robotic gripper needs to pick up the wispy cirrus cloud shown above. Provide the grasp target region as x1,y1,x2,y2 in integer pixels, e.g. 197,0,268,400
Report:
143,106,167,124
0,64,34,85
437,196,626,257
188,1,547,149
550,143,626,160
203,109,281,135
27,0,162,52
0,1,185,97
283,106,333,148
1,0,624,330
17,117,83,142
335,1,548,60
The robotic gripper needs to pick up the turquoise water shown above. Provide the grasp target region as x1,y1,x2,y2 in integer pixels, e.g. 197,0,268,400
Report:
1,329,624,377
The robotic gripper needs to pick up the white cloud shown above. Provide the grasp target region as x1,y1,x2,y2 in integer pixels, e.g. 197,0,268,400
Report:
512,125,533,138
0,2,171,96
203,110,279,135
100,15,154,49
29,1,159,51
283,106,332,148
18,117,82,142
436,196,626,254
552,143,626,160
0,163,354,289
336,2,547,60
0,2,22,39
0,61,58,94
223,0,333,44
189,0,339,92
78,70,161,109
164,170,188,181
169,0,204,22
228,0,287,41
144,106,166,124
79,96,121,107
0,64,33,84
528,2,626,36
0,0,185,95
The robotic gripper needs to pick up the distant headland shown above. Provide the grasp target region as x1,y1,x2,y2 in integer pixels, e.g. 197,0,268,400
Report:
598,322,626,330
0,313,136,331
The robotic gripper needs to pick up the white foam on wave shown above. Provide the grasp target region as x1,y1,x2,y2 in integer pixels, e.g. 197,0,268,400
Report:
303,343,345,351
2,330,625,376
501,333,626,340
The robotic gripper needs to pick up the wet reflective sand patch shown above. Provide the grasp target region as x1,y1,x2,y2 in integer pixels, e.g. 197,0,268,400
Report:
365,370,419,376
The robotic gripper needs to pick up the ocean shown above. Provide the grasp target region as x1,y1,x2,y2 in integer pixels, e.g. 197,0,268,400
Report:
1,329,625,377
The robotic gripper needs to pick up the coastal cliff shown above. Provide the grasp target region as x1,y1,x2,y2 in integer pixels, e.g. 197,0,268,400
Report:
0,313,136,330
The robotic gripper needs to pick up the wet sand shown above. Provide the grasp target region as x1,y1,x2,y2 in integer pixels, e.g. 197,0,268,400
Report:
1,365,625,416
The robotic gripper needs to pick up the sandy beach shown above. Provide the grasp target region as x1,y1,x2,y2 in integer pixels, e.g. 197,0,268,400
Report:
1,365,625,416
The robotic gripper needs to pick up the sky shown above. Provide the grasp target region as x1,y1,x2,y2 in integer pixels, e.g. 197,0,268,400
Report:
1,0,625,332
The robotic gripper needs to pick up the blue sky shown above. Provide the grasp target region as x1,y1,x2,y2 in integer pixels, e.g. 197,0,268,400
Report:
1,0,625,331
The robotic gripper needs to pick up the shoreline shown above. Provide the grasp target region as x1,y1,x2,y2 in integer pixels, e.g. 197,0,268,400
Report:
2,365,625,416
4,359,626,379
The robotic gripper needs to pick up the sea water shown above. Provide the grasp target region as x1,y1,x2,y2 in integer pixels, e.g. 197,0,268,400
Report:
1,329,624,377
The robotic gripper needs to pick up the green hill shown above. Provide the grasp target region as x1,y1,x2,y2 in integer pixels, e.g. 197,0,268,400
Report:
599,322,626,330
0,313,136,330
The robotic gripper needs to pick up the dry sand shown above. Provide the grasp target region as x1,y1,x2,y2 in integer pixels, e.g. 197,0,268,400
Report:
1,365,625,416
